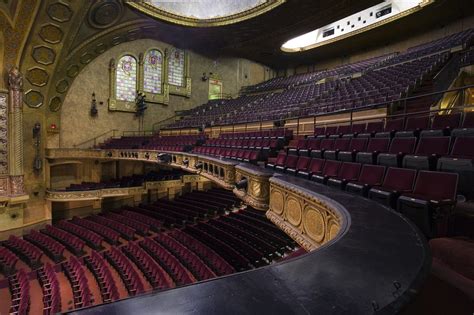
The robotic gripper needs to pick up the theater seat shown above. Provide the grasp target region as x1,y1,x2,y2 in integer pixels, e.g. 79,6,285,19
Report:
397,171,458,237
368,167,417,209
326,162,362,189
312,139,334,158
299,138,320,157
358,121,384,138
403,137,450,171
338,138,368,162
297,158,325,180
266,152,286,169
286,156,311,176
375,118,405,138
420,113,462,137
377,137,416,167
356,137,390,164
451,112,474,138
437,137,474,200
324,138,350,160
345,165,386,196
311,160,341,184
276,154,298,173
395,115,430,138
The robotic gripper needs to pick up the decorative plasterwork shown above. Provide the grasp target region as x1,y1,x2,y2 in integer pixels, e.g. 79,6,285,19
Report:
125,0,285,27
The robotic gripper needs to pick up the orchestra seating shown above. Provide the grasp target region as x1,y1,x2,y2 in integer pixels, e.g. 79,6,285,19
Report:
0,188,298,314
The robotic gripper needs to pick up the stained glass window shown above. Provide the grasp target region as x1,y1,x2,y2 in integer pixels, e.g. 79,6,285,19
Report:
144,49,163,94
116,55,137,102
168,48,185,87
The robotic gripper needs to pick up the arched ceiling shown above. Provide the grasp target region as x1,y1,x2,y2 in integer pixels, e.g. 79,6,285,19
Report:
127,0,285,27
16,0,473,115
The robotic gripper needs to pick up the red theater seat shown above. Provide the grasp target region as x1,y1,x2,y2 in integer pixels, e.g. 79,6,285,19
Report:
368,167,417,209
345,165,386,196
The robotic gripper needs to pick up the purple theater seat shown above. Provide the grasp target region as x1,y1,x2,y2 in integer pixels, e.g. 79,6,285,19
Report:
311,138,335,158
326,162,362,189
314,127,327,138
368,167,417,209
345,165,386,196
266,152,286,169
297,158,325,180
452,111,474,137
376,118,405,138
276,154,298,172
299,138,321,157
311,160,342,184
356,137,391,164
403,137,450,170
338,138,368,162
397,171,458,237
324,138,351,160
329,125,351,138
359,121,384,137
346,123,367,137
286,156,311,176
377,137,417,167
421,113,462,137
396,115,430,137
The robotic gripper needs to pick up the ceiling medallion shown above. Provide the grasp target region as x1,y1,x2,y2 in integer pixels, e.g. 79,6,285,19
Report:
125,0,285,27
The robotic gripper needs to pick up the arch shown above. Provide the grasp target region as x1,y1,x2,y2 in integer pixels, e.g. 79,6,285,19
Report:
142,48,164,94
115,54,138,102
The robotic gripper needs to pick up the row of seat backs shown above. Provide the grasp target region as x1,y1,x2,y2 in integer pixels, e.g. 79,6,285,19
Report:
275,154,458,201
313,112,474,137
219,129,292,139
289,136,473,158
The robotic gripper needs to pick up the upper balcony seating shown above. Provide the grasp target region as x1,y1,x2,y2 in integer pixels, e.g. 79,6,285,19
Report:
377,137,417,167
24,230,65,263
9,269,30,315
266,152,287,169
312,138,335,158
0,246,19,276
395,115,430,138
38,263,61,315
397,171,458,237
355,137,391,165
451,111,474,138
368,167,417,209
402,136,451,171
338,138,369,162
298,138,321,157
3,235,43,269
63,256,93,309
104,247,145,296
326,162,362,189
437,137,474,200
42,225,86,257
84,251,120,303
311,160,342,184
420,113,462,137
297,158,325,180
324,138,351,160
275,154,298,173
286,156,311,176
375,118,405,138
358,121,384,137
122,242,175,290
345,165,386,197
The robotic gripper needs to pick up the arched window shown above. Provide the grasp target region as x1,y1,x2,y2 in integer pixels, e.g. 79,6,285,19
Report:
168,48,185,87
143,49,163,94
116,55,137,102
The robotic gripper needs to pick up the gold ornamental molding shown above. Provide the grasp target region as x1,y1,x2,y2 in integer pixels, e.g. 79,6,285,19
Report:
266,177,347,251
125,1,285,28
234,164,273,211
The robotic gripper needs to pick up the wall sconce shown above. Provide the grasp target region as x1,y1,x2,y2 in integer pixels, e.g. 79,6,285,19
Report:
201,72,213,82
90,92,98,117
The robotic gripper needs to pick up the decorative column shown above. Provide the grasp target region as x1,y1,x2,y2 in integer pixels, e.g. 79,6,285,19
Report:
8,66,26,195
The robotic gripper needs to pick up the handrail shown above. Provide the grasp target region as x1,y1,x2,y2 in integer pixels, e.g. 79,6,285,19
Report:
122,130,154,137
73,129,119,149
